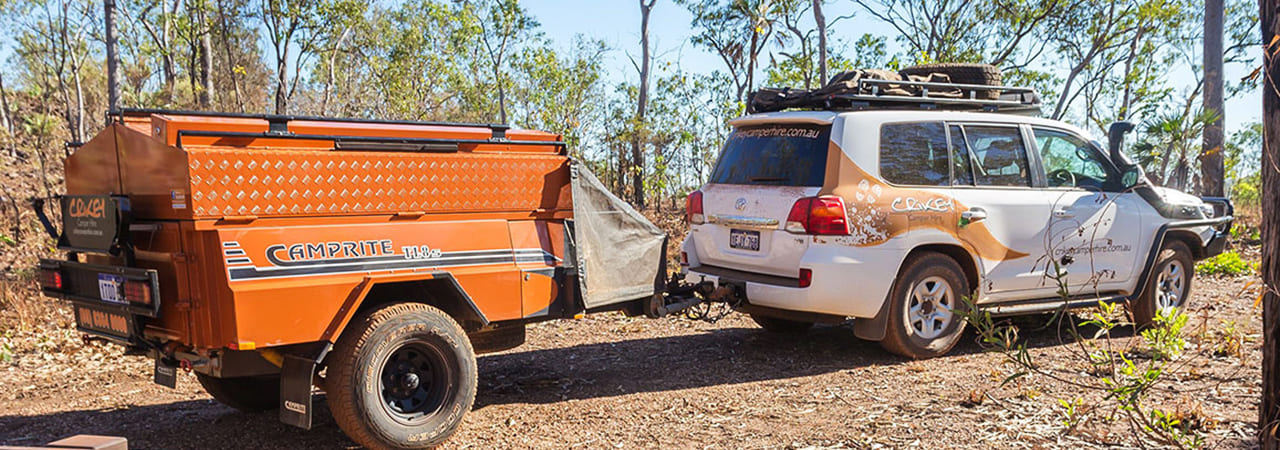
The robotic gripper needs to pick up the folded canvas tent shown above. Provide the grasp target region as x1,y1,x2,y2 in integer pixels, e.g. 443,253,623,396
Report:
569,160,668,308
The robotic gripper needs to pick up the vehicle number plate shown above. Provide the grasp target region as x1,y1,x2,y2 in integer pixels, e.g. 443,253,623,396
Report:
74,305,130,337
97,273,126,304
729,229,760,251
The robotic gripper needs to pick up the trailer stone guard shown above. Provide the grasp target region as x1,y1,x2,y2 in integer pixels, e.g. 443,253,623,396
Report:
32,109,716,449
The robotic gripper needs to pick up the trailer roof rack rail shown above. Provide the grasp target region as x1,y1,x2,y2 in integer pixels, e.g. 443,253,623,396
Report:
172,129,565,152
110,107,512,133
111,108,565,152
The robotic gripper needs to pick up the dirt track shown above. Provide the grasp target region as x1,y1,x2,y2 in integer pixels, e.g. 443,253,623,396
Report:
0,274,1265,449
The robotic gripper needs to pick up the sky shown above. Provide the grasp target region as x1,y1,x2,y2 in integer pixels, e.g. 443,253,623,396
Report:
523,0,1262,139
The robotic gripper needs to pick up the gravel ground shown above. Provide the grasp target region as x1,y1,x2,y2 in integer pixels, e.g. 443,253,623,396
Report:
0,271,1264,449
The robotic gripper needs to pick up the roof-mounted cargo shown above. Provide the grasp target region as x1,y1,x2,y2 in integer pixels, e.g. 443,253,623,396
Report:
747,64,1043,116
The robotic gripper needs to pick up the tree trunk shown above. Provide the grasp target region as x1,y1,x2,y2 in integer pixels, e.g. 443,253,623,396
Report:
162,0,177,104
632,0,654,208
104,0,120,112
321,26,353,116
1259,1,1280,447
197,1,214,109
813,0,828,85
72,63,84,143
0,72,11,136
275,39,289,115
1202,0,1226,197
217,0,246,112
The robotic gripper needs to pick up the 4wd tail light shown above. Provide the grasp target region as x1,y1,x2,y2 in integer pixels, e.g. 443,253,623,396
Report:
680,251,689,267
785,196,849,235
686,190,705,225
39,269,63,290
123,280,153,305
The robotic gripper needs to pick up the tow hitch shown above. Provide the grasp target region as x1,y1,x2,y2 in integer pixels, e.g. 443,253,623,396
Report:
645,278,746,323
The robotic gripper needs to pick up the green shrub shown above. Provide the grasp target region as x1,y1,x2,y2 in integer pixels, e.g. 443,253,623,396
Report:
1195,251,1255,276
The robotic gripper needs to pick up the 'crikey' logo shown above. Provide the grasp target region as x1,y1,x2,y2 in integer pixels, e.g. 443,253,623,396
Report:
67,197,107,219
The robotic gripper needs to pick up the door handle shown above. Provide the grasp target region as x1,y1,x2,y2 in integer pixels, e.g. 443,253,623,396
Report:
960,208,987,222
1052,208,1074,218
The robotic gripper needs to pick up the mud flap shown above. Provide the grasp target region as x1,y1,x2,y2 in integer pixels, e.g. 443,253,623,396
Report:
279,354,316,429
853,296,892,341
153,358,178,388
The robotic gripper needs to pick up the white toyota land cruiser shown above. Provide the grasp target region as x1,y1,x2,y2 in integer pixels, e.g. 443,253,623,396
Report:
681,73,1233,358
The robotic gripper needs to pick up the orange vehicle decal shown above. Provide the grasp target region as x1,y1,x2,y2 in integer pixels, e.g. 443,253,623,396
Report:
824,142,1029,262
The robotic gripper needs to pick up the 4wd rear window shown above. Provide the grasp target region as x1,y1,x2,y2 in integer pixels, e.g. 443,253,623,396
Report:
879,122,950,186
709,124,831,186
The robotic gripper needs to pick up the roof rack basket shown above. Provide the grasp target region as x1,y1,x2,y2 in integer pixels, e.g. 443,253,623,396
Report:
830,79,1042,114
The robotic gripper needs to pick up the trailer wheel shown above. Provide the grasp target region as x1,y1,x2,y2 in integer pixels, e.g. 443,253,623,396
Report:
879,253,970,359
328,303,477,449
1132,241,1194,328
195,372,280,412
750,314,813,333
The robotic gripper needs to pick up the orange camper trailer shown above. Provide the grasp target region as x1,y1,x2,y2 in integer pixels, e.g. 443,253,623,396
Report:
35,109,676,449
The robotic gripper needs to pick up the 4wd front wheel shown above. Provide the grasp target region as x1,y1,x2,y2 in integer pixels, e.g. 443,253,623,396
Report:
327,303,477,449
1132,241,1194,328
879,253,970,359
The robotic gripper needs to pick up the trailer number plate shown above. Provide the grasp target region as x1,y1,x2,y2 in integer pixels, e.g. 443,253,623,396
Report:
97,273,126,304
729,229,760,251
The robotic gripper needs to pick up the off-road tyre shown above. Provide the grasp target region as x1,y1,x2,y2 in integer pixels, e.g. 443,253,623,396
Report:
879,253,970,359
195,372,280,412
1131,241,1194,328
900,63,1002,99
468,323,526,355
328,303,477,450
750,314,814,333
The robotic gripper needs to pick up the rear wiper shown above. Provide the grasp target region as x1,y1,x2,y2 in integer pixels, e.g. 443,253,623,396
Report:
749,176,787,183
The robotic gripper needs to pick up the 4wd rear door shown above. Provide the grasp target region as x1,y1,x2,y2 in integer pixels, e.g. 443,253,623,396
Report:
689,123,832,278
946,123,1058,298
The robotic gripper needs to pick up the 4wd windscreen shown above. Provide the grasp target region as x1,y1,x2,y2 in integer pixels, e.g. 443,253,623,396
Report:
709,124,831,186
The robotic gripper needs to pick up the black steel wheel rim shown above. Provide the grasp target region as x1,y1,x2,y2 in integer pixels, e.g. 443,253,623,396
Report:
378,342,451,423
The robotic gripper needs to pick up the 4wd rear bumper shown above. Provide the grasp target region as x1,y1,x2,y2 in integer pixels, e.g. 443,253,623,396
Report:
682,243,901,318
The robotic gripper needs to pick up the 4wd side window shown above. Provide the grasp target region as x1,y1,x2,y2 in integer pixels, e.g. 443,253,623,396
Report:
879,122,949,186
1033,128,1117,190
949,125,975,186
960,125,1031,187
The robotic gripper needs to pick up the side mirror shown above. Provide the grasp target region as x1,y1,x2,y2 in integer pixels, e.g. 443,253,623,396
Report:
1121,165,1144,189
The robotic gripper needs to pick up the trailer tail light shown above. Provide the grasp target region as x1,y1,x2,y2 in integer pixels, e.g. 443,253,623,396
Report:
798,269,812,288
680,252,689,267
39,269,63,290
686,190,705,225
123,280,152,305
785,196,849,235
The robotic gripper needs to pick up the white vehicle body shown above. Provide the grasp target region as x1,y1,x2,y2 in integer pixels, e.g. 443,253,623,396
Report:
681,109,1231,340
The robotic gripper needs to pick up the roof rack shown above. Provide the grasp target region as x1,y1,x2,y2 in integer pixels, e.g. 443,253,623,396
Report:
830,79,1042,114
749,79,1043,115
111,107,567,153
110,108,511,133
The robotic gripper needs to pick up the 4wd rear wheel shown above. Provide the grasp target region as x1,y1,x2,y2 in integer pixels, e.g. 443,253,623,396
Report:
1132,241,1194,328
750,314,814,333
328,303,477,449
195,372,280,412
879,253,970,359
